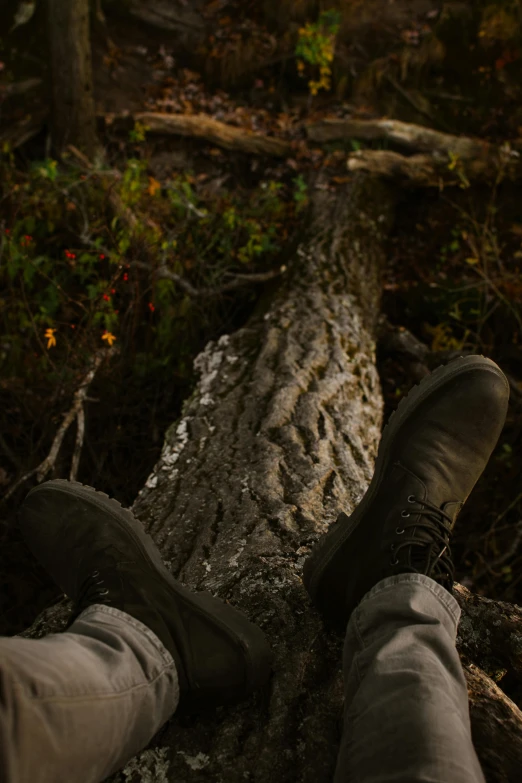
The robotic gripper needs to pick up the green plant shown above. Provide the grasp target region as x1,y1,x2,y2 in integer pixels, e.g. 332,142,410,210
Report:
0,148,303,403
129,120,149,144
438,224,463,266
447,151,471,189
120,158,148,206
295,9,342,95
293,174,309,212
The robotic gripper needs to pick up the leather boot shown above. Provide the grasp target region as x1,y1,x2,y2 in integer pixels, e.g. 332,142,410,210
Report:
303,355,509,631
18,480,273,713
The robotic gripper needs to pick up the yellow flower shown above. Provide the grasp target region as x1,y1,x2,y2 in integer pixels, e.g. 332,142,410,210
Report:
45,328,56,349
102,331,117,346
447,151,459,171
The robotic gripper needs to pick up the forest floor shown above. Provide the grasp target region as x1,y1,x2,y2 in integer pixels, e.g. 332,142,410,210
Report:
1,0,522,633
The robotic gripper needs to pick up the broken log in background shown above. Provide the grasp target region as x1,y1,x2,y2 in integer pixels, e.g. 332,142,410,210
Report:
5,105,522,190
346,148,522,188
306,117,496,157
106,112,522,186
108,111,293,157
307,118,522,187
18,171,522,782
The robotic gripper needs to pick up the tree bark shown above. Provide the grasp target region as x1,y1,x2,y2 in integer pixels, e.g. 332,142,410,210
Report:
47,0,97,158
20,171,522,781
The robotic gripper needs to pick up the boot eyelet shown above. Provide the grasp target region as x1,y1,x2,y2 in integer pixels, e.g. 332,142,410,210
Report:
390,543,395,550
408,495,416,503
401,510,410,518
390,557,399,566
395,527,405,535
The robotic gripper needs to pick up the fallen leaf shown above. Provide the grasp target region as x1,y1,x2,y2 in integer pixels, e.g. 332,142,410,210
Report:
148,177,161,197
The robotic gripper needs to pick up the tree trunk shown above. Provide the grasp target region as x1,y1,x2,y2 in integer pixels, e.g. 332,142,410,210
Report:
20,172,522,781
47,0,97,158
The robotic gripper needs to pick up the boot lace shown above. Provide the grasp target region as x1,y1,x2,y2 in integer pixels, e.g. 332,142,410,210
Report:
390,495,456,588
69,570,111,625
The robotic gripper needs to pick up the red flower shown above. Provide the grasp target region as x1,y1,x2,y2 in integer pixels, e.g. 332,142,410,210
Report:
123,273,129,281
103,294,110,302
111,288,116,294
4,229,10,235
148,302,155,312
99,254,105,260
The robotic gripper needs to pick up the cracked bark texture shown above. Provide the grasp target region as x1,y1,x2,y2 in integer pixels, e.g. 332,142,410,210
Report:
19,172,522,781
124,172,393,783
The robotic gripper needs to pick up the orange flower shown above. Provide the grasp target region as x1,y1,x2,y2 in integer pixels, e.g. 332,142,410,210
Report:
44,328,57,349
102,331,117,346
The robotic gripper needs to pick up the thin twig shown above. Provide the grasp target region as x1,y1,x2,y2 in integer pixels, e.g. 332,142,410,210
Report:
473,520,522,581
486,490,522,538
0,347,117,505
471,264,522,337
24,255,89,315
423,90,475,103
384,73,452,133
70,404,85,482
129,260,287,298
0,432,21,469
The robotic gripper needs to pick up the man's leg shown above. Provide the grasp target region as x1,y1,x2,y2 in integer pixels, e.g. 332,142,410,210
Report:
0,604,179,783
302,356,509,783
333,573,485,783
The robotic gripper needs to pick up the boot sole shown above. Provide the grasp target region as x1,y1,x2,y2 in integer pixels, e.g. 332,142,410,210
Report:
22,479,273,712
302,354,508,630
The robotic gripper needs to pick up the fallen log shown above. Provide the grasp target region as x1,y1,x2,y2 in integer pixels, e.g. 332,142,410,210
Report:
5,107,522,189
465,660,522,783
307,117,522,187
346,147,522,188
18,171,522,783
455,584,522,680
103,111,522,186
106,111,293,157
306,117,495,156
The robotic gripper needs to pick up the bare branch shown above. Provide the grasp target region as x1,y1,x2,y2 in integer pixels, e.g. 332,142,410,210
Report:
1,347,117,504
129,260,288,298
70,404,86,482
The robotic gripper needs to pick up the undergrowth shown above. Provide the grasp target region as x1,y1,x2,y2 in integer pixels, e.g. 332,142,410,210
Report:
0,127,308,508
